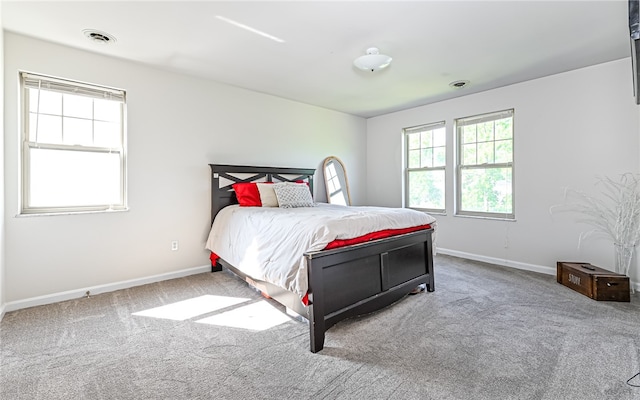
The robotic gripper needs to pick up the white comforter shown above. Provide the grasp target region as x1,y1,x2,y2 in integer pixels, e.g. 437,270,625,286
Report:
205,203,436,300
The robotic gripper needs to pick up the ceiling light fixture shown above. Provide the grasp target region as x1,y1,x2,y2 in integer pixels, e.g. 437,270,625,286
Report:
82,29,116,45
353,47,392,72
215,16,285,43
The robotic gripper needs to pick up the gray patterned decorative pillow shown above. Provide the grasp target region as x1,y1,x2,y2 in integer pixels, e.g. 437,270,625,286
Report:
273,183,315,208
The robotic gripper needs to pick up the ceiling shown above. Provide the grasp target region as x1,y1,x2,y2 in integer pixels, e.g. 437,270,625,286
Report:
1,1,633,118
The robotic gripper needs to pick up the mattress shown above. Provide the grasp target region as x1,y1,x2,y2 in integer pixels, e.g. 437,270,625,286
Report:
205,203,437,300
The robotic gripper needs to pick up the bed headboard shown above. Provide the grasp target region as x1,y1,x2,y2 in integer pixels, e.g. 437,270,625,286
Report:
209,164,316,224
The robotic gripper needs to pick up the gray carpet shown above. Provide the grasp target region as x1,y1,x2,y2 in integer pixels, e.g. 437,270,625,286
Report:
1,254,640,400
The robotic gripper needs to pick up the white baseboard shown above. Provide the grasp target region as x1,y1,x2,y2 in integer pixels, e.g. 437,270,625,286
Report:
3,264,211,314
436,247,640,292
3,248,637,317
436,247,556,276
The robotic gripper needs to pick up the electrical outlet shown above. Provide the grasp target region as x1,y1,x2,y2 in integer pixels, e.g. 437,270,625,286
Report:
171,240,179,251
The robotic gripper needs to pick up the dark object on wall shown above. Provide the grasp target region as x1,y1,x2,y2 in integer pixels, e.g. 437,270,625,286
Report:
557,261,630,302
631,0,640,104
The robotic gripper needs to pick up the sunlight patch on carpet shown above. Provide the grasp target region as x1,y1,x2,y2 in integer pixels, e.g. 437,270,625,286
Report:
132,295,250,321
196,300,291,331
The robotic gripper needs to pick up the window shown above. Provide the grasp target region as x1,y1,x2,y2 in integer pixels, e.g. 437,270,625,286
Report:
404,122,446,213
20,72,127,214
455,109,514,219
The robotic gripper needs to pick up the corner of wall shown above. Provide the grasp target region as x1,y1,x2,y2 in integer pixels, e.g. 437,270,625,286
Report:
1,3,7,321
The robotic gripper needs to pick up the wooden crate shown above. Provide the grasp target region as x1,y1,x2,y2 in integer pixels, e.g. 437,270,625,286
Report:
557,261,630,302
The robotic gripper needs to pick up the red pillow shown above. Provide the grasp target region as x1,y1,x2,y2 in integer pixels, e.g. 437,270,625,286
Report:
232,183,261,207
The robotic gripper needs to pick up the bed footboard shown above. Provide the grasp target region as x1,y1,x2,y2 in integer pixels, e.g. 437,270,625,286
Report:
304,228,434,353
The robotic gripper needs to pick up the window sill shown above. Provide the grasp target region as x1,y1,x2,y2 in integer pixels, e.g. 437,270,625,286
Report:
16,208,129,218
454,213,516,222
407,207,446,216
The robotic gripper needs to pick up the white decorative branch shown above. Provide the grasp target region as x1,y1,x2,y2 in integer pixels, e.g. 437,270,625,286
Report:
551,173,640,279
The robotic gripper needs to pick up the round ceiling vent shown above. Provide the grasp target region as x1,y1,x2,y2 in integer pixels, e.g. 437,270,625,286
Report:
449,80,470,89
82,29,116,45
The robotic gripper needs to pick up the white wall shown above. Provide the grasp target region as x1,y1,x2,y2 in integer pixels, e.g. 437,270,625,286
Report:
0,4,6,318
3,32,366,306
366,59,640,281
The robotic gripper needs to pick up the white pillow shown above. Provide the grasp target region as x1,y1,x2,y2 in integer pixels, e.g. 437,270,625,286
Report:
273,183,315,208
256,183,279,207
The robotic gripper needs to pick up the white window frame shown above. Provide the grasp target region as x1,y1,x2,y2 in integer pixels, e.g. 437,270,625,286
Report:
20,71,127,215
403,121,446,214
455,109,514,219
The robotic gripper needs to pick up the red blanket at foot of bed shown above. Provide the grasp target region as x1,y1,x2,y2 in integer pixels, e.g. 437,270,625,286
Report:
322,224,431,250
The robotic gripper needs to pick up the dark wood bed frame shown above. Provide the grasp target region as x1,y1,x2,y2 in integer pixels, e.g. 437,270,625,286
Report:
209,164,435,352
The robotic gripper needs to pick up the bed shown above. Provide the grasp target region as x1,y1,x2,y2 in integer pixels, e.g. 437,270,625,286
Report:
206,164,435,353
